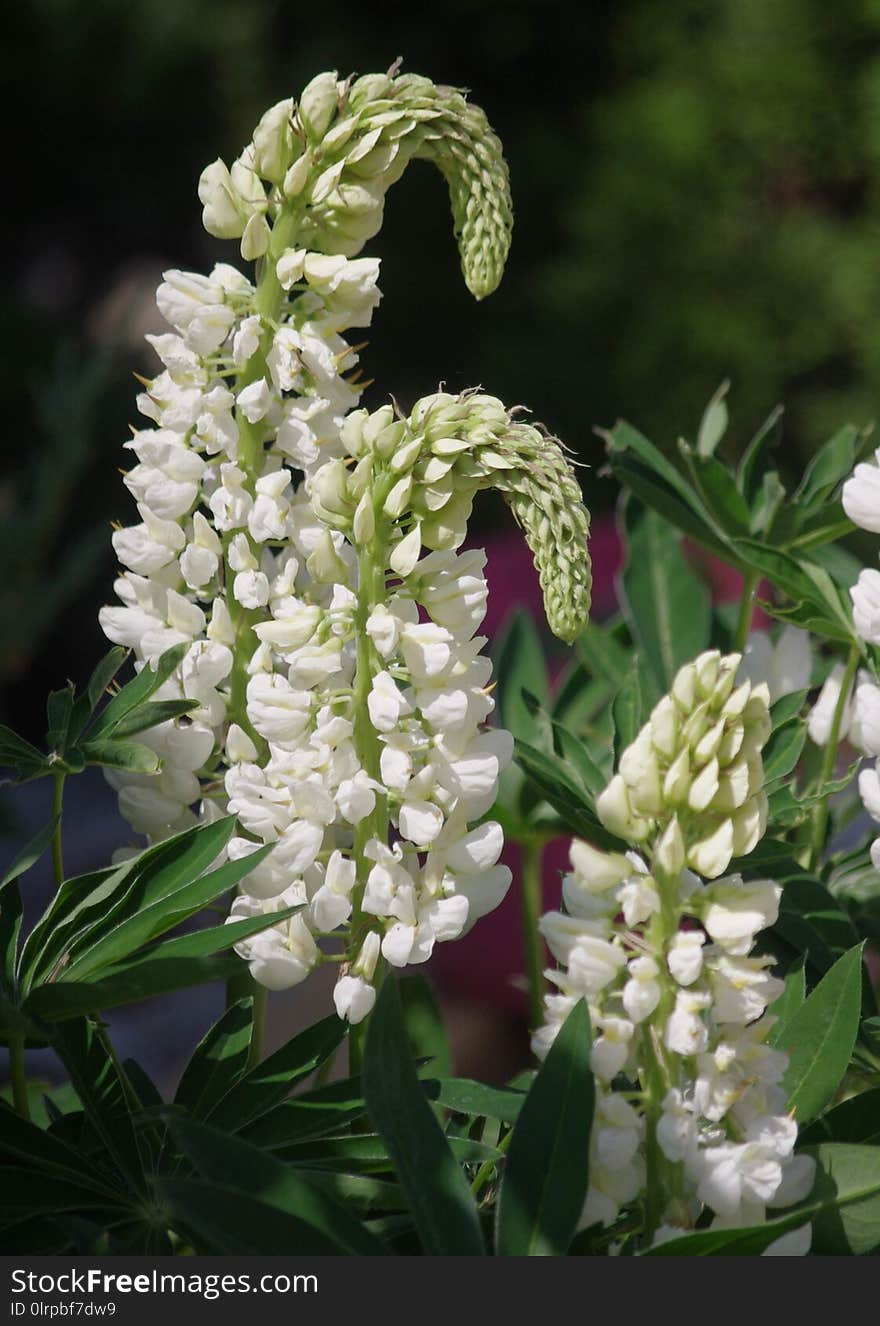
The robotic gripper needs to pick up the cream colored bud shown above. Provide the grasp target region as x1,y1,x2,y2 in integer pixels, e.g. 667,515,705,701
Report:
340,409,369,458
724,680,752,718
283,152,312,198
693,717,725,765
240,211,271,261
673,663,698,711
687,817,734,879
226,723,258,764
569,840,631,891
711,658,739,708
276,248,307,289
695,650,721,697
654,817,685,878
731,794,767,857
298,71,340,141
596,775,650,841
389,523,422,577
717,722,745,765
352,492,375,545
307,529,349,583
681,700,710,749
252,98,296,183
713,756,751,811
650,696,679,759
663,748,691,806
310,459,352,518
383,475,413,518
389,435,424,473
198,159,246,239
688,756,720,812
363,405,397,451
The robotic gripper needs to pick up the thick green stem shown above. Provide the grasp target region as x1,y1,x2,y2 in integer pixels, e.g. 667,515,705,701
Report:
51,772,65,887
9,1033,29,1120
810,642,860,871
732,569,760,655
520,840,545,1031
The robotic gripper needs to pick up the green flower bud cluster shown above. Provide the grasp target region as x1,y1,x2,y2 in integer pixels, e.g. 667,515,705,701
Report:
199,66,513,299
596,651,771,879
312,391,592,644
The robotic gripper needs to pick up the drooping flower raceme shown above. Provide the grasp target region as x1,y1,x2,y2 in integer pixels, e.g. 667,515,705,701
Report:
99,67,592,1023
534,651,814,1251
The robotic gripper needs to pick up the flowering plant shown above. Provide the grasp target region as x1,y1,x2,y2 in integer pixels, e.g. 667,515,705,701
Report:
1,66,880,1258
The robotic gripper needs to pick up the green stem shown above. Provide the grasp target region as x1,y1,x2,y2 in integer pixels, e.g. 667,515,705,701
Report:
51,772,65,887
520,840,545,1031
809,641,860,871
9,1033,29,1120
732,569,760,655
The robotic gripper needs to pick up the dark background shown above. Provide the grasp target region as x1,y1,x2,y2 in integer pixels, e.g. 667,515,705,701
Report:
3,0,880,1082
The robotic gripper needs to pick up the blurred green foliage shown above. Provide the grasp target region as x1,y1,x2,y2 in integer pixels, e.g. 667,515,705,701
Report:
6,0,880,732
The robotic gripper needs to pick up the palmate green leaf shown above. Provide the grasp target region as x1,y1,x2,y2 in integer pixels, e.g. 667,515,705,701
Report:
207,1015,348,1133
513,738,625,851
45,685,75,754
363,976,484,1256
604,441,738,566
51,1019,145,1191
769,690,809,730
799,1088,880,1148
0,816,59,892
163,1113,387,1255
87,642,188,740
550,717,607,798
618,501,711,700
174,999,254,1118
0,1099,119,1197
23,954,240,1023
733,540,855,643
748,468,786,539
552,662,614,734
271,1132,501,1173
241,1078,369,1148
21,817,237,991
778,944,864,1123
678,444,751,538
0,1169,126,1224
112,903,302,965
575,620,633,689
60,839,271,982
0,725,49,781
495,1000,594,1257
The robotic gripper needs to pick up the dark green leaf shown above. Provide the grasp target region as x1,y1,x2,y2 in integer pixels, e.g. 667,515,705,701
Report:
0,881,23,988
45,686,75,754
87,643,188,740
612,666,642,764
23,955,240,1021
0,816,60,891
86,648,128,713
799,1088,880,1148
762,720,806,785
399,974,451,1077
737,403,783,506
803,1143,880,1255
78,739,160,774
493,610,550,744
175,999,254,1118
163,1113,387,1255
513,738,625,850
765,959,805,1048
794,425,862,511
641,1212,808,1256
619,501,711,697
208,1015,347,1133
427,1078,525,1125
496,1000,593,1256
51,1020,145,1190
363,976,484,1255
779,944,864,1123
107,700,199,740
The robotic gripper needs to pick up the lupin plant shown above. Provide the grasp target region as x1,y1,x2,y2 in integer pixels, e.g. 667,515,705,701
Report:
97,67,591,1041
2,67,880,1262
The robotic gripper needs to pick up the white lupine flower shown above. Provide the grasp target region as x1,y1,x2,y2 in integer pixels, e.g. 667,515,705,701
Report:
861,763,880,820
101,91,531,1036
842,455,880,532
534,654,809,1247
807,662,854,747
848,673,880,755
738,626,811,702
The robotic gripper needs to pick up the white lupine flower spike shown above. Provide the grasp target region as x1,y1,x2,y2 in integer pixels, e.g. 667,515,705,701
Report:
535,651,813,1253
98,66,592,1030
